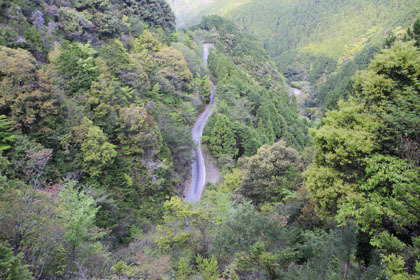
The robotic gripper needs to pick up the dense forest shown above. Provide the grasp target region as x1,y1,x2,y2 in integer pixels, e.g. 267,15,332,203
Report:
0,0,419,279
171,0,420,114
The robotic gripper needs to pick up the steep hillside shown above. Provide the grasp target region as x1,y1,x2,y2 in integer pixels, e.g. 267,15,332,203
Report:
170,0,251,27
225,0,419,60
0,1,308,278
169,0,213,26
171,0,420,113
171,0,420,61
1,1,420,279
0,0,205,278
193,16,311,156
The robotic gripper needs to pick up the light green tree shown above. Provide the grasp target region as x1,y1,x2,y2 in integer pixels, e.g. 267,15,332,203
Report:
306,42,420,278
0,115,14,153
196,255,219,280
155,197,212,254
80,118,117,178
305,99,382,218
59,181,106,276
175,257,193,280
133,29,161,53
352,41,420,164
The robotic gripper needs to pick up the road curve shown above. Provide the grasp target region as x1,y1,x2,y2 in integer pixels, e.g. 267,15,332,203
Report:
184,44,215,202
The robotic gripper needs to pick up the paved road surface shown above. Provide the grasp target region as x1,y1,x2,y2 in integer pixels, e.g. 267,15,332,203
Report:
184,44,215,202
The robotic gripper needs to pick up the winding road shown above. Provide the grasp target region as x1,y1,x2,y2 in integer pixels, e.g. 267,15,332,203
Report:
184,44,215,202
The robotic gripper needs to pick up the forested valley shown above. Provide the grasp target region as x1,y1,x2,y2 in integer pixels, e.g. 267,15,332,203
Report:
0,0,419,279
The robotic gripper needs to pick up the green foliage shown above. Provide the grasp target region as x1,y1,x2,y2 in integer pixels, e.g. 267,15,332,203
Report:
57,41,98,95
200,15,284,90
217,167,243,193
99,39,137,88
383,254,417,280
155,45,193,92
307,56,337,85
86,58,130,131
0,115,14,152
0,241,33,280
4,0,419,278
175,0,420,62
60,181,102,248
208,113,237,158
239,141,302,205
196,255,219,280
60,182,102,245
0,46,59,135
57,7,95,41
0,0,200,277
353,41,420,108
307,40,420,278
23,26,43,54
337,154,420,252
118,105,157,156
196,16,310,160
408,18,420,46
153,103,193,178
155,196,213,254
212,201,299,265
314,44,380,111
286,224,381,280
173,0,420,117
175,257,193,280
120,0,176,32
232,241,280,280
133,29,161,53
352,41,420,159
172,39,206,75
305,99,382,217
0,178,110,278
0,0,176,64
79,117,117,178
192,73,211,104
59,181,108,276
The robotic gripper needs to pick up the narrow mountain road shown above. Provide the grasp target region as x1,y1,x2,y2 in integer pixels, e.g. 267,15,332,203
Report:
184,44,215,202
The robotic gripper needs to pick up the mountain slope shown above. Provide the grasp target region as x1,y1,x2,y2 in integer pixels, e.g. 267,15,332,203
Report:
171,0,420,62
1,1,420,279
171,0,420,114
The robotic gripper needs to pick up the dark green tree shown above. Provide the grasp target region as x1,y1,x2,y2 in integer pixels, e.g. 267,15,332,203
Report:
56,41,98,95
208,114,237,158
239,140,302,205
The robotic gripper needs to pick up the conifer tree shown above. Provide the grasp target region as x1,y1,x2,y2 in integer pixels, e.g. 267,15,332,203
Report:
0,242,33,280
209,114,237,158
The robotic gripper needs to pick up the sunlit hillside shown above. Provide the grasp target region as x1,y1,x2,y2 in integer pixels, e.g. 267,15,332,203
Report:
171,0,420,61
